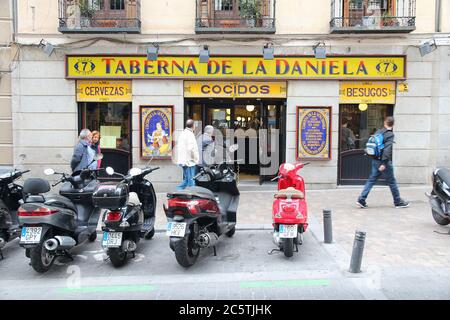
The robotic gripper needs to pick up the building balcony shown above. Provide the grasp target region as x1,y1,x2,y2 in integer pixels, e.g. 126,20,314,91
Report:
58,0,141,34
330,0,416,34
195,0,276,34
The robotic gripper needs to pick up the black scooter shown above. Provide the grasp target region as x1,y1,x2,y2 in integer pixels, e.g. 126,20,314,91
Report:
18,155,102,273
0,168,30,258
93,165,159,267
426,168,450,228
164,145,240,267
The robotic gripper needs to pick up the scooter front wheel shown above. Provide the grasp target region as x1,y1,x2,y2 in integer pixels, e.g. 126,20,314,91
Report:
173,233,200,268
108,248,127,268
282,238,294,258
30,235,56,273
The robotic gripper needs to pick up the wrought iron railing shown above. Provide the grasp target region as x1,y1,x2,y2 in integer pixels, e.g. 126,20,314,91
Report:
330,16,416,29
58,0,141,33
195,0,276,33
330,0,416,33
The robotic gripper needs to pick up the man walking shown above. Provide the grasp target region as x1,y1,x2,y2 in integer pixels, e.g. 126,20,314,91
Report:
356,116,409,209
70,128,93,172
175,119,199,190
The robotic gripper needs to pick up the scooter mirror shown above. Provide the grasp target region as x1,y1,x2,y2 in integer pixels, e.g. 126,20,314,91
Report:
129,167,142,177
105,167,115,176
44,168,55,176
94,153,104,161
229,144,239,153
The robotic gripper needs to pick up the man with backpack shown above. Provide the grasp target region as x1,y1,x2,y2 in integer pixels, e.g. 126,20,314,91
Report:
356,116,410,209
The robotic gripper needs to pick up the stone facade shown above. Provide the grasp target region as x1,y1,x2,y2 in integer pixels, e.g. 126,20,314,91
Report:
8,0,450,188
0,0,13,166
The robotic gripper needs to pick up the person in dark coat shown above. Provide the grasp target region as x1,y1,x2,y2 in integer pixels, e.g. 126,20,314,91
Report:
70,129,93,172
356,116,409,209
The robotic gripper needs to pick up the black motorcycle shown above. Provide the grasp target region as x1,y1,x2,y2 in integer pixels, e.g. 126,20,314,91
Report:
18,155,102,273
93,165,159,267
0,168,29,258
426,168,450,227
164,151,240,267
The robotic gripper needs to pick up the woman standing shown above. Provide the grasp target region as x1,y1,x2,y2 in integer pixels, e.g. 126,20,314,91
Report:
90,130,102,169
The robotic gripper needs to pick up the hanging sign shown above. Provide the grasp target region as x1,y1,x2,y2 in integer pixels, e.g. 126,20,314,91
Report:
297,107,332,160
67,55,406,80
76,80,132,102
184,81,287,98
339,81,396,104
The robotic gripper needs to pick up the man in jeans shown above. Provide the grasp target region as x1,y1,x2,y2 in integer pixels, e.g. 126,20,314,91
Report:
175,119,199,190
356,116,410,209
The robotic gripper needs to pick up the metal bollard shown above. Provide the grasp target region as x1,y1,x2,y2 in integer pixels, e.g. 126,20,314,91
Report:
349,230,366,273
323,209,333,244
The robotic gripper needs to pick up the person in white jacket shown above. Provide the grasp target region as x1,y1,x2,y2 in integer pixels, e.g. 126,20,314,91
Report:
175,119,199,189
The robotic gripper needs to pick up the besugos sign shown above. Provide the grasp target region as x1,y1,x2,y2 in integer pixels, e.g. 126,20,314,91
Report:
184,81,287,98
339,81,396,104
66,55,406,80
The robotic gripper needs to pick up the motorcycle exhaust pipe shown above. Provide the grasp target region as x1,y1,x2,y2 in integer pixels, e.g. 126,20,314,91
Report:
122,240,137,252
198,232,219,248
272,231,281,247
44,236,76,251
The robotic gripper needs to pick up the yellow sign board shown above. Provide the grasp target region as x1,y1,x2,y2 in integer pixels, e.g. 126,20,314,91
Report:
76,80,132,102
184,81,287,98
67,56,406,80
339,81,396,104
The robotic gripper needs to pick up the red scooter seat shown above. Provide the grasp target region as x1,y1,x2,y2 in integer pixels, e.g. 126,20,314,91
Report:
274,187,304,199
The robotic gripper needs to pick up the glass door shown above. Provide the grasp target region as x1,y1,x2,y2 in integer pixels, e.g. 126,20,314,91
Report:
338,103,393,185
80,102,132,176
260,102,286,183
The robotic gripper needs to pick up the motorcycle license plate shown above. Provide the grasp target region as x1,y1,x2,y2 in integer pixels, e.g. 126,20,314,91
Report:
20,227,42,244
167,222,187,237
102,232,123,248
279,224,298,238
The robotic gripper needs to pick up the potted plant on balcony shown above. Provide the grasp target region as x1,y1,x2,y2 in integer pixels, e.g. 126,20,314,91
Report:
381,12,398,27
79,1,97,28
240,0,263,28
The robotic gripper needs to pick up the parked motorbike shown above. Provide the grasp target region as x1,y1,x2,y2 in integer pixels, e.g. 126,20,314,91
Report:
426,168,450,227
164,145,240,267
17,155,102,273
270,162,309,257
0,168,30,258
93,165,159,267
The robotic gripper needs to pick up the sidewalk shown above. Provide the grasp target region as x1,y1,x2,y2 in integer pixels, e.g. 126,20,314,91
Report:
154,185,450,269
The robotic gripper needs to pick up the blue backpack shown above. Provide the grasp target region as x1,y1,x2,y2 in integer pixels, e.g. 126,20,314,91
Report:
365,131,384,158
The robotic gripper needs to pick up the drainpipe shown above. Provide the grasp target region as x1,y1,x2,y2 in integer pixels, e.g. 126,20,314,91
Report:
11,0,17,43
435,0,441,32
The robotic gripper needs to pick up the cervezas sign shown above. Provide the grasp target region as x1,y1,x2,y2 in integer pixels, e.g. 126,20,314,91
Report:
66,55,406,80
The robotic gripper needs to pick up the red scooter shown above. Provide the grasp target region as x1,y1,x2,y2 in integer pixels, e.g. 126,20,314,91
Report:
271,162,309,257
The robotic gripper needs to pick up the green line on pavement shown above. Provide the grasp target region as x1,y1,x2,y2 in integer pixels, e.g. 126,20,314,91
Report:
58,284,156,294
240,279,331,289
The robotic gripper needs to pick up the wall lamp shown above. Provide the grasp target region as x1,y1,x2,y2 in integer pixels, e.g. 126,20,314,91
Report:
263,43,274,60
147,44,159,61
419,39,437,57
199,45,210,63
313,42,327,59
39,39,55,57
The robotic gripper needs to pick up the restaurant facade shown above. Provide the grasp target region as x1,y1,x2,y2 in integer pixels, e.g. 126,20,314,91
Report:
9,0,450,189
10,43,448,189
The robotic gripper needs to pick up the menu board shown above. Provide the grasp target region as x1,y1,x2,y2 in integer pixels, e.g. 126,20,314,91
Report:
297,107,332,160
